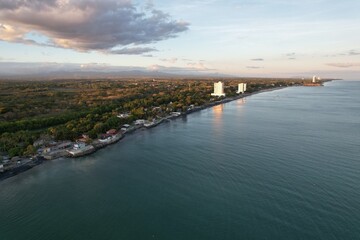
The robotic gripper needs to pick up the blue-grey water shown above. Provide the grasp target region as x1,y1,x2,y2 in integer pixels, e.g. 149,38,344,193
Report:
1,80,360,240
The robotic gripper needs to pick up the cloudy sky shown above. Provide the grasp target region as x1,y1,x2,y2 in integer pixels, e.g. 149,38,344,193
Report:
0,0,359,79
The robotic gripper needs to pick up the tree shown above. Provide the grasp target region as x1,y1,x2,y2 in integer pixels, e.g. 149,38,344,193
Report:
24,145,36,156
9,147,23,158
131,107,145,118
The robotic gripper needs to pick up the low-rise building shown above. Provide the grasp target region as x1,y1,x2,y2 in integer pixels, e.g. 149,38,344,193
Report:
135,119,146,125
170,112,182,117
106,129,117,135
121,124,131,132
67,142,95,157
73,142,86,149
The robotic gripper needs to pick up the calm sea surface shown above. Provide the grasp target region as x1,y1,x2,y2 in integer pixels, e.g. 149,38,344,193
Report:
1,80,359,240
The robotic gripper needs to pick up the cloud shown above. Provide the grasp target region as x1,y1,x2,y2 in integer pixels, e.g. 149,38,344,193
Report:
326,63,360,68
186,61,212,71
284,52,297,60
348,50,360,56
110,47,157,55
160,58,178,64
251,58,264,61
157,59,211,70
0,0,189,54
148,63,213,73
80,63,111,70
325,49,360,57
246,66,263,69
0,62,216,76
0,62,147,75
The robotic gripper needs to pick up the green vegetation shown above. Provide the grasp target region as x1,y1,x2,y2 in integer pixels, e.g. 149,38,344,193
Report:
0,77,309,157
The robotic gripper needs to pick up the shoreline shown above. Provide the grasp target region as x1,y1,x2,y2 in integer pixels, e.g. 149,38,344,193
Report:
0,85,297,182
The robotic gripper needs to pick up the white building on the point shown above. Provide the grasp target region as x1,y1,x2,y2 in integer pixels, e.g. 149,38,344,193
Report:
312,75,317,83
237,83,247,94
211,81,226,97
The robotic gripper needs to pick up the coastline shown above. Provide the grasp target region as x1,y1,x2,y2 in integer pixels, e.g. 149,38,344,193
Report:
0,85,298,182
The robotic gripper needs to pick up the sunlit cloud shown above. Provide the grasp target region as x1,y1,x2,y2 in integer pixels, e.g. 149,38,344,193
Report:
246,66,263,69
148,63,213,72
251,58,264,61
0,0,189,54
186,61,211,71
160,58,178,64
348,50,360,56
109,47,157,55
326,63,360,68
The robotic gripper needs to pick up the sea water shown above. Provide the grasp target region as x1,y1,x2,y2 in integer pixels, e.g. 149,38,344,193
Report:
0,80,359,240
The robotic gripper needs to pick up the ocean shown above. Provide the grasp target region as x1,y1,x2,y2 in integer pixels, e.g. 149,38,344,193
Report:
0,80,359,240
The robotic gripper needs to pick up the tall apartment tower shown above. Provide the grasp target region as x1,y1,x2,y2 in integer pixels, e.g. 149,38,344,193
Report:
312,75,316,83
237,83,247,94
211,81,226,97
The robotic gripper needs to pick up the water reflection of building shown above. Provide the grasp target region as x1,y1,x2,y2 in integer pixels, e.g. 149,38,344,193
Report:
213,104,224,116
237,98,246,106
212,104,224,133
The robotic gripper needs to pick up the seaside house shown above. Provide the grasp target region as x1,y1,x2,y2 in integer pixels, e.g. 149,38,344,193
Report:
56,141,73,150
99,129,118,142
67,142,95,157
73,142,86,149
121,124,130,132
77,134,90,143
170,112,182,117
42,141,73,160
43,147,52,154
135,119,146,125
106,129,117,135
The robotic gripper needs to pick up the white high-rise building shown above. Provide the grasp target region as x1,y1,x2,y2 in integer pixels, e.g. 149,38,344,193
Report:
237,83,247,94
211,81,226,97
312,75,316,83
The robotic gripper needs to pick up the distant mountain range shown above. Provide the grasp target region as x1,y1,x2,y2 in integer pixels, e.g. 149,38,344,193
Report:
0,62,233,79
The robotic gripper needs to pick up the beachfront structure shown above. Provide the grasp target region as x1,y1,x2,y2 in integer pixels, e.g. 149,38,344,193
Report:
312,76,321,82
312,75,321,83
237,83,247,94
135,119,146,125
67,141,95,157
211,81,226,97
